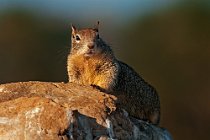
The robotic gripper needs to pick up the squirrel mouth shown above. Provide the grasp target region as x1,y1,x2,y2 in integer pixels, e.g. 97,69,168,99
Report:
84,50,95,57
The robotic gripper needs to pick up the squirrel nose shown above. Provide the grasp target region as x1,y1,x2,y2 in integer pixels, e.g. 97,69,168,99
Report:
87,44,94,49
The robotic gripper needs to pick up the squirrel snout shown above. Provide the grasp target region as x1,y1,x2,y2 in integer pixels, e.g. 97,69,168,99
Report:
87,44,94,49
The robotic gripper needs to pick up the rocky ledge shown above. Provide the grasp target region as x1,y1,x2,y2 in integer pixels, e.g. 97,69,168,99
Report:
0,81,172,140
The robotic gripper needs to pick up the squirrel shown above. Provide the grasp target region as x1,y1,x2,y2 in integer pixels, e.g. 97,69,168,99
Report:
67,22,160,125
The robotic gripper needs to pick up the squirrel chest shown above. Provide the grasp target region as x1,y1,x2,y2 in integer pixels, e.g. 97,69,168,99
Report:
69,55,105,86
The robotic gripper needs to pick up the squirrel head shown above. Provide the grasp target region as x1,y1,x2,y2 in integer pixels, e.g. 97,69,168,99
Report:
70,22,106,58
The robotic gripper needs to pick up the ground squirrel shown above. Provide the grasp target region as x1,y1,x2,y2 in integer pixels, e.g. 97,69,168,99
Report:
67,22,160,125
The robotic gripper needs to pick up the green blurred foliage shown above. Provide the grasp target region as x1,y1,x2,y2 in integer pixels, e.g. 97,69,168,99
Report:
119,3,210,140
0,10,70,83
0,2,210,140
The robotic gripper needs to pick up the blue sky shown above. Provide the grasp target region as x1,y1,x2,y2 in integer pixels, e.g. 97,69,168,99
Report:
0,0,180,23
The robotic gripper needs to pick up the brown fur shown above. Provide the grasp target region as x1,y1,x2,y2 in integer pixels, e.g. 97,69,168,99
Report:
67,23,160,125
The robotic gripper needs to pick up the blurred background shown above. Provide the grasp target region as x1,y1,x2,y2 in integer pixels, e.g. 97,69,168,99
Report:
0,0,209,139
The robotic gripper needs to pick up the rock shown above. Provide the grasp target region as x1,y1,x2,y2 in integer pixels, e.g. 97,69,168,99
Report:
0,82,172,140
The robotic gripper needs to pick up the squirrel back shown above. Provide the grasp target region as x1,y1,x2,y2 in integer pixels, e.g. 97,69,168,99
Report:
67,23,160,124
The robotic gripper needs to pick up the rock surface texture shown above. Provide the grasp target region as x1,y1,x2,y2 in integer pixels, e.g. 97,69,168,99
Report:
0,82,172,140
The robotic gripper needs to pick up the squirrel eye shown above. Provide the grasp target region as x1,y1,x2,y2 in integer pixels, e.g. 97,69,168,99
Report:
75,35,80,41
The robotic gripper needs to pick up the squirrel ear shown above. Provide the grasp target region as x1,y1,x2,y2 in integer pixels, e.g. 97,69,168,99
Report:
71,24,77,34
94,21,99,32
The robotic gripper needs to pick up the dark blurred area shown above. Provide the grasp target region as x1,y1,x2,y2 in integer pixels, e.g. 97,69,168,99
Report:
0,10,69,83
0,1,210,140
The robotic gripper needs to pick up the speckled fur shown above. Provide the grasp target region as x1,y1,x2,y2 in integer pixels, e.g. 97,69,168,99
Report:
67,24,160,125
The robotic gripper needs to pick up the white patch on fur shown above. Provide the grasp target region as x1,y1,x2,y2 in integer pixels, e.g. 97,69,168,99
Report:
133,124,141,139
105,118,116,139
77,44,89,55
122,109,129,117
